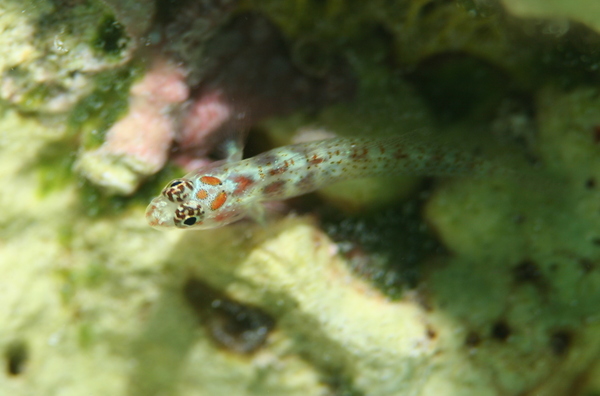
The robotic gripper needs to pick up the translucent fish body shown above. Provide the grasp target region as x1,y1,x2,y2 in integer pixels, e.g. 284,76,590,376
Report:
146,136,490,230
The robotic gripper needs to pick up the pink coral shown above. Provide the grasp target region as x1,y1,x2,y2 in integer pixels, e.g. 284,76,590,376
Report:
102,59,188,170
171,13,355,170
76,59,189,195
78,12,355,194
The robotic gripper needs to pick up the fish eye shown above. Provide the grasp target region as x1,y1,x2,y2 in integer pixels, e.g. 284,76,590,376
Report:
174,202,204,228
183,217,197,226
163,179,194,203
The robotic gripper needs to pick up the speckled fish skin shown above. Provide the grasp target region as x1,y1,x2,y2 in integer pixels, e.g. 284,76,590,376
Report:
146,136,491,230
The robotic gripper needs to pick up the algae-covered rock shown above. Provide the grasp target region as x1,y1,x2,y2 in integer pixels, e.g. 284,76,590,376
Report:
423,86,600,394
5,0,600,395
501,0,600,34
536,86,600,182
0,0,139,115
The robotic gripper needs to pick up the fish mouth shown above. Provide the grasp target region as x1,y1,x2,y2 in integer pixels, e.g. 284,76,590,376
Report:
145,197,176,229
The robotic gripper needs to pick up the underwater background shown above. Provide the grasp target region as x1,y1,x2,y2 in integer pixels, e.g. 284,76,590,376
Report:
2,0,600,395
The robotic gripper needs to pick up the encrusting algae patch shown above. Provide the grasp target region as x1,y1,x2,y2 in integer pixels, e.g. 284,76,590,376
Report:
3,0,600,395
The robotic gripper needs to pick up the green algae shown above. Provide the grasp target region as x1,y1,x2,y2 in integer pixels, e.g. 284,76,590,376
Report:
36,139,79,195
35,59,170,220
69,65,140,149
93,15,128,56
77,322,97,350
322,195,444,299
36,62,140,204
56,261,111,307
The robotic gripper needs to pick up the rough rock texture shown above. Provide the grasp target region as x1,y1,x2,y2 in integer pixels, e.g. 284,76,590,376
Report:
0,0,140,115
3,0,600,395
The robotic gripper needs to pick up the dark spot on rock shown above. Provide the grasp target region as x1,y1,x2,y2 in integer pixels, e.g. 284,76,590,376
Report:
490,320,511,341
426,326,437,340
183,278,275,354
407,53,514,123
513,260,543,284
593,126,600,144
585,178,596,189
5,341,28,376
465,331,482,347
550,330,573,356
323,375,361,396
513,214,526,224
579,258,595,273
93,16,127,55
592,238,600,247
322,197,444,298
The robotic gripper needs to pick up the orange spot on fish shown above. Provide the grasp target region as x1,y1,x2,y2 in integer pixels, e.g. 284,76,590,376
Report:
232,175,254,195
200,176,222,185
196,189,208,199
211,191,227,210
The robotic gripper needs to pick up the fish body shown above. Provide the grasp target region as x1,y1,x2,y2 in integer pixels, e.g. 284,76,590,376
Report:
146,135,490,229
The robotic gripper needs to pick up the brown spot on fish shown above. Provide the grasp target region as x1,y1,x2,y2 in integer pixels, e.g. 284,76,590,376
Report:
394,148,408,160
350,147,369,160
269,163,289,176
308,154,324,165
296,172,316,192
232,175,255,195
263,181,286,197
